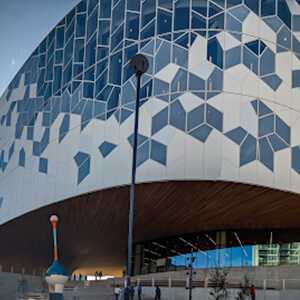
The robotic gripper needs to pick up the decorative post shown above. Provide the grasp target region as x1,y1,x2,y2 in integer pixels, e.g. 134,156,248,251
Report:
45,215,68,300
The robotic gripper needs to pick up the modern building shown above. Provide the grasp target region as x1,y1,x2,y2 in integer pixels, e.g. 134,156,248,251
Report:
0,0,300,276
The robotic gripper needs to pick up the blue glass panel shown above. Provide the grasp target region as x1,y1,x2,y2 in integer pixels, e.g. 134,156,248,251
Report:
81,100,93,130
111,25,124,51
39,54,46,68
99,142,117,158
137,140,150,167
64,35,74,67
245,40,259,55
112,0,125,32
209,2,222,17
159,0,172,10
55,50,63,64
259,114,274,137
87,8,98,42
263,17,282,32
73,99,87,115
293,37,300,57
207,68,223,91
39,157,48,174
260,48,275,76
39,39,47,53
209,13,224,30
227,0,242,8
292,146,300,174
53,66,62,93
240,134,257,166
59,114,70,143
259,137,273,171
261,75,282,91
189,123,212,142
126,12,139,40
77,0,87,13
76,14,86,37
109,52,122,85
276,116,290,144
127,133,148,148
277,26,291,52
78,157,90,184
171,69,187,92
121,108,133,123
94,101,106,118
74,151,89,166
189,73,205,91
187,105,204,131
261,0,275,17
88,0,98,15
225,46,241,69
228,5,249,22
157,9,172,35
51,97,61,125
292,70,300,88
173,45,188,68
174,0,190,31
278,0,291,29
244,0,258,14
152,107,168,135
206,104,223,132
41,128,50,154
65,19,75,43
61,91,71,113
208,37,223,69
27,127,34,140
225,127,247,145
6,111,11,126
63,60,73,86
97,47,109,61
243,46,258,75
56,27,64,49
100,0,111,18
192,12,206,29
192,0,207,16
19,148,25,167
107,87,121,111
95,70,108,97
83,82,94,99
128,0,140,11
141,20,155,40
142,0,156,27
268,134,288,151
151,140,167,165
124,45,138,65
74,39,84,63
98,20,111,46
66,7,75,27
155,42,171,73
293,16,300,32
258,101,272,117
170,100,186,131
84,66,95,81
84,33,96,69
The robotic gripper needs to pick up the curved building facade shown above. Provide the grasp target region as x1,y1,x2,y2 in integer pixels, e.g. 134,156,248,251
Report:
1,0,300,275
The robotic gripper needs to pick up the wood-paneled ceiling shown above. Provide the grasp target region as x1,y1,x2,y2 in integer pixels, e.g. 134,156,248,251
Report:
1,180,300,275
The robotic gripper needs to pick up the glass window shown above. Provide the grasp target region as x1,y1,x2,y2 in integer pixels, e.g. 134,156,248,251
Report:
206,104,222,132
64,35,74,67
87,9,98,41
187,105,204,131
278,0,291,29
192,12,206,30
209,12,224,30
77,0,86,13
152,107,168,135
100,0,111,18
261,0,275,17
84,33,96,69
53,66,62,93
96,59,108,78
141,20,155,40
111,25,124,51
227,0,242,8
240,134,257,166
244,0,259,14
127,0,140,11
225,46,241,69
65,19,75,43
157,9,172,35
88,0,98,15
56,27,65,49
260,48,275,76
170,100,186,131
74,39,84,63
259,137,274,171
209,2,222,17
207,37,223,69
151,140,167,165
276,116,290,144
76,14,86,37
142,0,156,28
95,70,108,97
171,69,187,93
112,0,125,33
259,114,275,137
109,52,122,85
98,20,110,45
63,60,73,86
174,0,190,31
243,46,258,75
277,26,291,52
192,0,207,17
155,42,171,73
126,12,139,40
45,57,54,81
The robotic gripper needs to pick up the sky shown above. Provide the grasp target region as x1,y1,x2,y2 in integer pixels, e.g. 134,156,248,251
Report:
0,0,81,97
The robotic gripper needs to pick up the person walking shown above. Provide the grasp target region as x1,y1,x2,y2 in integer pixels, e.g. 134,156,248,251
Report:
114,284,121,300
99,270,103,279
129,286,135,300
251,284,256,300
137,284,142,300
155,285,161,300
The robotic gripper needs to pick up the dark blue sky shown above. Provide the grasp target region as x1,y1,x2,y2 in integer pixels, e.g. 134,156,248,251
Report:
0,0,81,96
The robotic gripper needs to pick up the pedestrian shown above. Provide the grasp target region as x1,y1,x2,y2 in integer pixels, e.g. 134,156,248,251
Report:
130,286,135,300
94,271,98,281
99,270,103,279
124,286,129,300
79,274,82,281
137,284,142,300
123,266,127,276
251,284,256,300
114,284,121,300
155,285,161,300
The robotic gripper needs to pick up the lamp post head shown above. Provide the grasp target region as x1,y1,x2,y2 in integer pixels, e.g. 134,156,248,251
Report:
130,54,149,76
50,215,59,222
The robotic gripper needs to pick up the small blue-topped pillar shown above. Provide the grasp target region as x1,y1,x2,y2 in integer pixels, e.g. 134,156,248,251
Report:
45,215,68,300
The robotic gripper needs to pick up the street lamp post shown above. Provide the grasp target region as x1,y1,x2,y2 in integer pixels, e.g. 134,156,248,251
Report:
127,54,149,289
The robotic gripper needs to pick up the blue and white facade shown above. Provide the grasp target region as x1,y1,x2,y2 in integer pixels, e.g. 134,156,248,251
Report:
0,0,300,225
